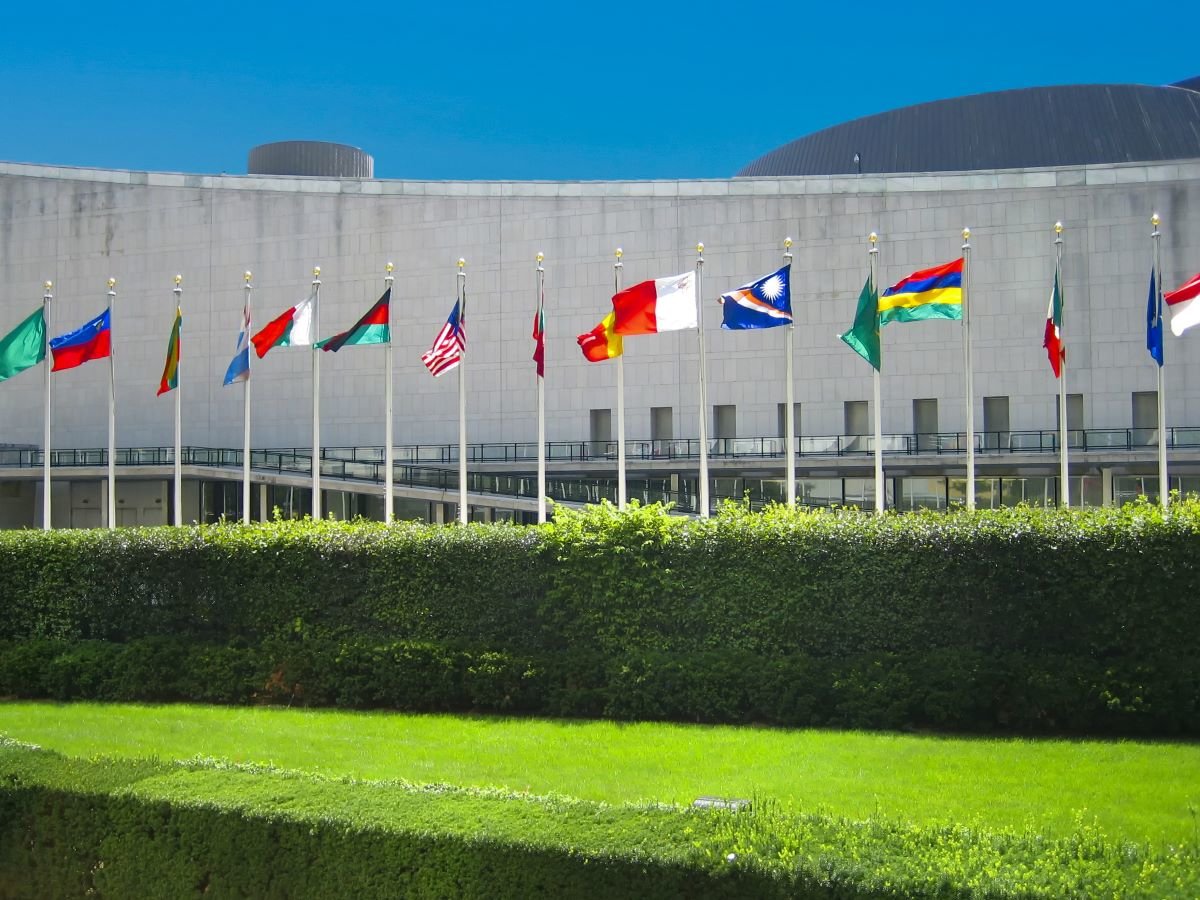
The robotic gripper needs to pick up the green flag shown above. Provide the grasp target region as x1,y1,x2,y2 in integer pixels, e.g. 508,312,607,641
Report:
0,308,46,384
840,277,880,371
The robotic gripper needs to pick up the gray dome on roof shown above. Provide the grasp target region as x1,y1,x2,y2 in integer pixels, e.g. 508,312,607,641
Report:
736,82,1200,177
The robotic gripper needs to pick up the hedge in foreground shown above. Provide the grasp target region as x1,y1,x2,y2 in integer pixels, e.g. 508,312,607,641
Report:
1,500,1198,734
1,740,1195,899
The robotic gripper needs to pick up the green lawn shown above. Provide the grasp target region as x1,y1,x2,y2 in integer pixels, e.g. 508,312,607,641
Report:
2,701,1197,847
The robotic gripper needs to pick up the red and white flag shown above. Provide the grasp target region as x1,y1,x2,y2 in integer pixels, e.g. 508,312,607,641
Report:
422,299,465,376
1166,272,1200,337
612,272,697,335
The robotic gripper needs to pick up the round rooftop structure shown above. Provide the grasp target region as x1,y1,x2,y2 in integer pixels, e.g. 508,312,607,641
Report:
247,141,374,178
737,81,1200,177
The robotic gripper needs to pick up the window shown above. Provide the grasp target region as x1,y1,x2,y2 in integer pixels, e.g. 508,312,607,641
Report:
983,396,1009,449
776,402,802,438
1132,391,1158,445
651,406,673,456
844,400,869,451
589,409,612,456
1055,393,1084,445
913,398,938,452
713,405,736,440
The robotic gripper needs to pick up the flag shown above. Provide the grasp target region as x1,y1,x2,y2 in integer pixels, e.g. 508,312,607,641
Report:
0,308,46,384
50,309,111,371
577,311,624,362
157,306,182,395
251,289,316,358
317,288,391,352
422,299,465,376
840,276,881,371
1043,261,1064,378
612,272,697,335
532,281,545,377
1147,269,1164,367
879,258,963,324
223,300,251,386
719,265,792,329
1166,272,1200,337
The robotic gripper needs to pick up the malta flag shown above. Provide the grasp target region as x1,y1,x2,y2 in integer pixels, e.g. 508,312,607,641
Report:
612,272,697,335
1166,272,1200,337
251,289,316,358
1043,261,1064,377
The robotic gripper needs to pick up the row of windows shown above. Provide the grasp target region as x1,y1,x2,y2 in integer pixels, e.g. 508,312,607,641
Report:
588,392,1165,443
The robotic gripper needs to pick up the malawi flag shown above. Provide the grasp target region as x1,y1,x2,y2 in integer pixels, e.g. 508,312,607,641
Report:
1043,261,1064,378
50,308,111,371
157,306,182,395
0,308,46,384
252,289,316,358
317,289,390,352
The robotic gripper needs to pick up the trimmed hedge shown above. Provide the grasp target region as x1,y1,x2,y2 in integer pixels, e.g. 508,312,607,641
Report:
1,500,1198,734
1,740,1196,899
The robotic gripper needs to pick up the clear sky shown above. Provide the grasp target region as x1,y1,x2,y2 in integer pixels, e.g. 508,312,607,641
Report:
1,0,1193,181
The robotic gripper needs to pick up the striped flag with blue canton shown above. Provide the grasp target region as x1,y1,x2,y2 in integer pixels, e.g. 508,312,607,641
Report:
719,264,792,329
422,297,466,376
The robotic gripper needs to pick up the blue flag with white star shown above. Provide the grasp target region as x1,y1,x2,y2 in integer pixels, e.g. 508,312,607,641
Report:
719,264,792,330
1147,268,1164,367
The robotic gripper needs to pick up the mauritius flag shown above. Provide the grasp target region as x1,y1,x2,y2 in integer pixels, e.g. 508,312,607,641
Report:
157,306,182,395
879,258,963,324
317,289,390,352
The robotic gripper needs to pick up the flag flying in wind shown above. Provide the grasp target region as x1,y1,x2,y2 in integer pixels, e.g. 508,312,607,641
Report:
612,273,697,335
50,309,111,371
533,281,545,377
223,300,251,386
840,276,881,371
719,265,792,330
577,311,623,362
1043,261,1064,378
251,289,316,358
317,289,391,352
879,258,963,324
1147,269,1164,367
0,308,46,384
157,306,182,395
1166,272,1200,337
422,299,465,376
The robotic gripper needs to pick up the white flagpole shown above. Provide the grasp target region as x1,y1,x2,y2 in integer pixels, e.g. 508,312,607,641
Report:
536,252,547,524
311,266,322,520
869,232,884,515
696,243,710,518
615,247,627,511
172,275,183,526
42,281,52,530
457,257,468,524
1152,213,1168,509
1055,223,1069,508
384,262,395,524
106,277,117,529
242,271,253,525
783,237,796,508
961,228,976,510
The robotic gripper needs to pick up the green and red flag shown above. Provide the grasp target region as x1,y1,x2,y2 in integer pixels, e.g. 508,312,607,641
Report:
317,288,390,352
157,306,181,395
1043,261,1064,377
532,280,545,377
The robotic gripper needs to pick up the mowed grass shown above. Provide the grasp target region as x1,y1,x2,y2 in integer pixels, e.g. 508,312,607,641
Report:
2,701,1197,846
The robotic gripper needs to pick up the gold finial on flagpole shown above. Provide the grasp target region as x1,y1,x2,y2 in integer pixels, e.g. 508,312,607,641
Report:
962,227,971,241
312,267,321,283
244,271,253,283
174,275,182,298
1152,212,1160,228
458,257,466,270
385,261,394,285
44,281,53,292
696,242,704,258
615,247,623,259
869,232,878,245
536,252,544,263
1054,221,1063,234
107,278,117,291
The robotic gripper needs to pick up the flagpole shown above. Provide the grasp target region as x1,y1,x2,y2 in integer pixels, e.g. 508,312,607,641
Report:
961,228,976,510
311,266,322,520
457,257,468,524
536,252,547,524
1055,223,1069,508
172,275,183,526
42,281,52,531
615,247,627,511
384,262,395,524
869,232,884,515
696,243,710,518
1152,213,1168,509
783,237,796,508
106,277,117,530
242,271,253,525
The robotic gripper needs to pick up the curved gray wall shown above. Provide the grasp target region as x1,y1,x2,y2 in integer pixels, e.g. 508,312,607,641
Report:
248,141,374,178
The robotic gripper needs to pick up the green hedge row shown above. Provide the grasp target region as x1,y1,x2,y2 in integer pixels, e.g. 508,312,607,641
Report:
1,741,1194,898
2,500,1198,734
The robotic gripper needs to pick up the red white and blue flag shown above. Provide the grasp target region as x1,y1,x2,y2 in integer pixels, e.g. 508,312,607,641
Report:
50,308,111,371
719,264,793,330
1166,272,1200,337
422,298,466,376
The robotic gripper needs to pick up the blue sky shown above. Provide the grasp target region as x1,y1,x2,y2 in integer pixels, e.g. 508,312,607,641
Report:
1,1,1192,180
